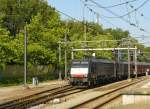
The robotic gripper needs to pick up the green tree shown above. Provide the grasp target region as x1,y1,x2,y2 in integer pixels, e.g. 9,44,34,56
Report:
104,28,129,40
27,11,64,65
0,0,51,37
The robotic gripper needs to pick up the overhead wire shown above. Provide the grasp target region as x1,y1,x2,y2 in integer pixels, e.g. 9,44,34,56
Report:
55,3,150,46
82,0,150,36
82,0,139,9
81,0,148,44
55,8,104,36
125,0,132,24
124,0,141,36
132,10,150,34
54,1,150,44
88,0,150,46
87,0,150,34
84,4,118,28
55,9,80,22
117,0,149,18
81,0,122,28
98,0,139,8
100,0,149,18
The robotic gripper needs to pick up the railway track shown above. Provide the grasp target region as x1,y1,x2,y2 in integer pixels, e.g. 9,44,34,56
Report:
0,85,85,109
70,78,147,109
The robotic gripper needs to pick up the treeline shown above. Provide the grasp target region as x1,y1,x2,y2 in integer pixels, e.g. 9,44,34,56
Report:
0,0,149,71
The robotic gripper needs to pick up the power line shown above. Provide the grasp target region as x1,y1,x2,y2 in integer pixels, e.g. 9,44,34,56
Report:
55,8,104,36
53,3,150,44
55,10,80,22
101,0,149,18
84,4,117,27
82,0,139,8
97,0,139,8
87,0,132,23
80,0,120,30
125,0,132,24
88,0,150,34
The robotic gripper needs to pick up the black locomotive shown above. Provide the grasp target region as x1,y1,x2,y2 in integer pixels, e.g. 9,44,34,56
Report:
69,58,150,87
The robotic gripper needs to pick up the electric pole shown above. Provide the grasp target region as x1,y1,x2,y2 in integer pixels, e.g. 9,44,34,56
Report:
58,43,62,80
128,46,131,79
134,46,137,78
24,24,27,87
128,38,131,79
64,22,68,79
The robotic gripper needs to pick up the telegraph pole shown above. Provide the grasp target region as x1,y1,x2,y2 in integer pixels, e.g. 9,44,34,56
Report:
24,24,27,87
117,49,120,78
64,22,68,79
128,44,131,79
58,43,62,80
134,46,137,78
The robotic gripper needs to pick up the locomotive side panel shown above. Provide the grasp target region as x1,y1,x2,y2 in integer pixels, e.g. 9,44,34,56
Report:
94,61,116,83
117,62,126,79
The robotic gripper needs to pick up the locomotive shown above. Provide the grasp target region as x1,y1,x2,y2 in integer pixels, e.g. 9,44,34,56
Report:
69,58,150,87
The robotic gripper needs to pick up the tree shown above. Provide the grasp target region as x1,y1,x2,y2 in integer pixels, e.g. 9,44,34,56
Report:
0,0,51,37
104,28,129,40
27,10,64,65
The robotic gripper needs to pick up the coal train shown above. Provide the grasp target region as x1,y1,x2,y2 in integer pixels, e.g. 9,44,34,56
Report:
69,58,150,87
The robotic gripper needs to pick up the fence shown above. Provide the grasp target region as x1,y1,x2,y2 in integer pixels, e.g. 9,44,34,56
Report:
0,64,58,84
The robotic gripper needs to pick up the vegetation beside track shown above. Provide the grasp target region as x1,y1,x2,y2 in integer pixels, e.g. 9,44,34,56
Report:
0,0,150,84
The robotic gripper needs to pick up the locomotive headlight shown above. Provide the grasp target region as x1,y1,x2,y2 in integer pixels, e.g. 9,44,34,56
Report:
147,69,149,72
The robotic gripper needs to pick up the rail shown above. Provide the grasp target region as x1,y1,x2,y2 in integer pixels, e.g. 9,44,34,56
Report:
70,78,147,109
0,85,86,109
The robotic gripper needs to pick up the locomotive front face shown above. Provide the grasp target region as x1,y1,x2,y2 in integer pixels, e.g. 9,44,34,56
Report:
70,60,89,86
71,67,88,77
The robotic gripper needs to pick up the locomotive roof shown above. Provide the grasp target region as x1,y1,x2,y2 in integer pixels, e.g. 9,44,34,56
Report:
72,59,150,65
91,59,114,63
72,59,114,63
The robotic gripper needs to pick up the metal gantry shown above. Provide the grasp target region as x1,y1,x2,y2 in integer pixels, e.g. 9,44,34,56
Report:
58,40,138,80
72,47,138,79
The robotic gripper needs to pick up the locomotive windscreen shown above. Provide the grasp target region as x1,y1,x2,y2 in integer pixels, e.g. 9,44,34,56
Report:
70,60,89,77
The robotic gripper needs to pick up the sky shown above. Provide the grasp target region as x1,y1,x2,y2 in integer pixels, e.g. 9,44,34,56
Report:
48,0,150,47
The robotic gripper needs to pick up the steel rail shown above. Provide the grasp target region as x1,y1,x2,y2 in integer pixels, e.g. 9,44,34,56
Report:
70,78,146,109
0,85,86,109
0,85,71,109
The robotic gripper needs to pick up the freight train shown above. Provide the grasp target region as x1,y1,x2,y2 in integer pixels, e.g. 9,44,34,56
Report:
69,58,150,87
